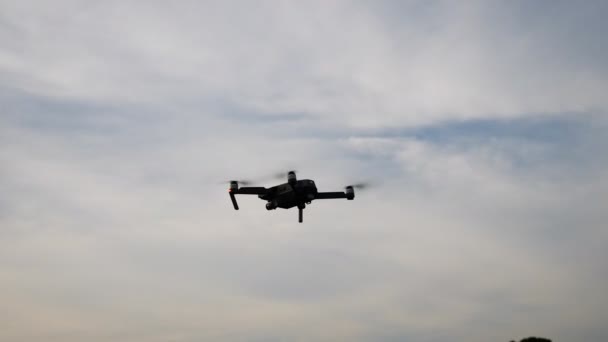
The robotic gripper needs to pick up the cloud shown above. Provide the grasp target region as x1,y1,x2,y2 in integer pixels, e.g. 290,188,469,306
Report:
1,1,607,127
1,1,607,342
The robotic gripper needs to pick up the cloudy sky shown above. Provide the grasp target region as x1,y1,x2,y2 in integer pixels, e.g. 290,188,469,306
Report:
1,1,607,341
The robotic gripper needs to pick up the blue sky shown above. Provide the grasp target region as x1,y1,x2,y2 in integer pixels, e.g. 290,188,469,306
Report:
1,1,607,341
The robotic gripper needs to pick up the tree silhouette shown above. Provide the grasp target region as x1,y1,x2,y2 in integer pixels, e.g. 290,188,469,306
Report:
518,337,551,342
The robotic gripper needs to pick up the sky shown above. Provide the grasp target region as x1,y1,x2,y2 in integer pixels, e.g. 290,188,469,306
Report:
1,1,607,341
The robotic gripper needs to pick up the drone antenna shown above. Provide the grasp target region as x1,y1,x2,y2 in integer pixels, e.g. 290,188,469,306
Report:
299,207,303,223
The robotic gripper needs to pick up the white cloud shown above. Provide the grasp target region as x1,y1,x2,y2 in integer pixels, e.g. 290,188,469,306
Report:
1,1,607,127
1,1,607,341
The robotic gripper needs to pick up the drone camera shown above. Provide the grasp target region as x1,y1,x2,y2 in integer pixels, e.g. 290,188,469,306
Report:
266,201,278,210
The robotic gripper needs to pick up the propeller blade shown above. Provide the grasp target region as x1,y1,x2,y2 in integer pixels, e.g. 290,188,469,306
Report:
347,182,373,190
218,179,254,186
272,170,298,180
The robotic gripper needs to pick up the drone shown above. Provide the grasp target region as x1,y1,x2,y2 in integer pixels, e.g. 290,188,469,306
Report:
226,171,365,223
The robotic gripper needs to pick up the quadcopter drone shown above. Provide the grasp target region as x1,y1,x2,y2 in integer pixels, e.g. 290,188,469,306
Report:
226,171,365,223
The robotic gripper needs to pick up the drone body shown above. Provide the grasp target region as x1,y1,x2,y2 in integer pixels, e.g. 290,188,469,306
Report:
228,171,355,223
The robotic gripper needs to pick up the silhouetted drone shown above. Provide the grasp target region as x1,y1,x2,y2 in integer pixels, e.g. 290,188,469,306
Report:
226,171,367,223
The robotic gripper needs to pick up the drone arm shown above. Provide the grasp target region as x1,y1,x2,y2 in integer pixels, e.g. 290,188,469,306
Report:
229,187,267,210
315,192,348,199
235,187,268,195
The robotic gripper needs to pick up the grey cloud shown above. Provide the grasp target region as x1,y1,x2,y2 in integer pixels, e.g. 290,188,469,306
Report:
2,2,608,127
1,2,608,342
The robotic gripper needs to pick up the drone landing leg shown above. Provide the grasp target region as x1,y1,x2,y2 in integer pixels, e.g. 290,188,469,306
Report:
299,207,303,223
229,192,239,210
